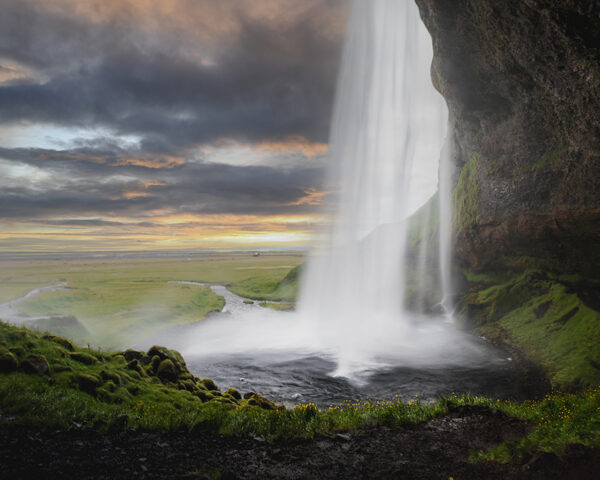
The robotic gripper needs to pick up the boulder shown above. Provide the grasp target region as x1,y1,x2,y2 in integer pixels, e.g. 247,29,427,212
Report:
42,334,74,351
0,347,18,372
69,352,98,365
21,355,49,375
156,359,178,382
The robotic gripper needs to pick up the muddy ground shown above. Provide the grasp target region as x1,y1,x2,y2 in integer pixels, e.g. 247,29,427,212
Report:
1,405,598,479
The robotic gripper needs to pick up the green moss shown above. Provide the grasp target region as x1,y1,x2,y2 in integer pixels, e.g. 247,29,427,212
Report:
70,351,98,365
259,302,295,311
453,153,480,234
156,359,177,382
201,378,218,391
0,347,18,372
464,270,600,388
228,265,302,302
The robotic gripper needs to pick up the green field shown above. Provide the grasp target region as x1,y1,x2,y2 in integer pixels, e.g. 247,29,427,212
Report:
0,252,303,349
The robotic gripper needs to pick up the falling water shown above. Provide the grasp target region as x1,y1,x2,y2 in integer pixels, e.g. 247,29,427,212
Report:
298,0,451,376
152,0,529,401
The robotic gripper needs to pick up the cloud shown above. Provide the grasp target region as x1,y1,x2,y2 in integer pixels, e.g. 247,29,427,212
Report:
0,0,348,149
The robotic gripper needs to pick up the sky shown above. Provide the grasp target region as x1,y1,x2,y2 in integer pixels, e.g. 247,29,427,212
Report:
0,0,439,252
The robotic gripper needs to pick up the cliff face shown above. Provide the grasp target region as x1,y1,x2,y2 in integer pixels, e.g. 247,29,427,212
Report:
414,0,600,387
415,0,600,277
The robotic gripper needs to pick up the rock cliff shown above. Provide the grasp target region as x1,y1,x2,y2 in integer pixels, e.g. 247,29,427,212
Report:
416,0,599,276
414,0,600,387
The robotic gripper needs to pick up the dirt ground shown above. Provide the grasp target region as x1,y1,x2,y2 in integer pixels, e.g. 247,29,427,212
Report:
1,405,598,479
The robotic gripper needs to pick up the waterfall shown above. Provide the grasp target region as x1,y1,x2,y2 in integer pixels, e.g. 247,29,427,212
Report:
298,0,451,376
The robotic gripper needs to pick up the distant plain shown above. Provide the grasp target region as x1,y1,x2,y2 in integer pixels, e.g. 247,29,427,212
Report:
0,252,303,349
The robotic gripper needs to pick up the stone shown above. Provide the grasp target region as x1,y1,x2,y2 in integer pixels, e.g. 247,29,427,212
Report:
0,347,18,372
21,355,49,375
156,359,178,382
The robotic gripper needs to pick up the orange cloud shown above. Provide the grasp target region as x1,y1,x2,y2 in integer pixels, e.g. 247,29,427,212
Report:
254,136,328,157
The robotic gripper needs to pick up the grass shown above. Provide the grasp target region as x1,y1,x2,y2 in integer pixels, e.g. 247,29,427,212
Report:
463,270,600,388
0,253,302,348
1,321,600,461
228,264,302,302
259,302,295,311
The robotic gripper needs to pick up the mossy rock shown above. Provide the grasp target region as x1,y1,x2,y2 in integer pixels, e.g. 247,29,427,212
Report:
147,345,170,361
150,355,162,373
212,396,236,406
201,378,218,391
100,370,121,386
156,359,178,382
104,380,118,393
127,360,147,378
0,347,18,373
70,352,98,365
126,384,141,396
195,390,214,402
21,355,49,375
76,373,100,394
209,390,222,397
247,393,276,410
42,334,74,351
123,349,144,362
225,387,242,400
112,354,126,364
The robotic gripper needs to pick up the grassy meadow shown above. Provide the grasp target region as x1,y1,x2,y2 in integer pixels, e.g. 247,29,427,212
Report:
0,252,303,349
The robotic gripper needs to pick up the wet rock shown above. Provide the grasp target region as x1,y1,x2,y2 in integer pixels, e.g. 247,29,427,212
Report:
0,347,18,372
21,355,49,375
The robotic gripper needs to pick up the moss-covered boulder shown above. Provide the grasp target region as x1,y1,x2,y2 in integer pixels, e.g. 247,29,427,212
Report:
76,373,100,394
246,393,276,410
156,359,178,382
21,354,49,375
42,334,74,351
100,370,121,386
225,387,242,400
123,349,144,362
69,352,98,365
0,347,18,372
201,378,218,391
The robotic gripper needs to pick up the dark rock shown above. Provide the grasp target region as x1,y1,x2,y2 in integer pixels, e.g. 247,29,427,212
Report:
415,0,600,277
225,388,242,400
21,355,49,375
100,370,121,386
156,359,177,382
146,346,170,361
123,350,144,362
75,374,100,394
0,347,18,372
201,378,218,391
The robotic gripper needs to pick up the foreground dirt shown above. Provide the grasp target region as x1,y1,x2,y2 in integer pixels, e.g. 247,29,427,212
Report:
1,406,598,479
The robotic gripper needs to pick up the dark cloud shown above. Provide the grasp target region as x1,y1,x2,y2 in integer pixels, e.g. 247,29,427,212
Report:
0,145,327,220
0,0,348,149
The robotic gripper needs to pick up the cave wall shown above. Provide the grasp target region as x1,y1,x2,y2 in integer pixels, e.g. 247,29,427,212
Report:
415,0,600,277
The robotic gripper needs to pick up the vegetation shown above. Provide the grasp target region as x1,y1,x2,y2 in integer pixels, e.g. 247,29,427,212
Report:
0,254,302,348
1,321,600,462
461,269,600,388
452,153,480,234
229,264,302,302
